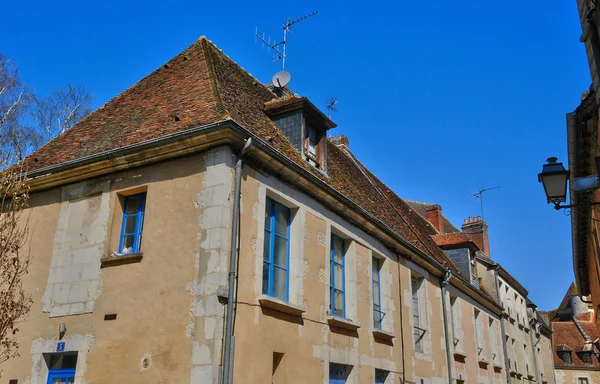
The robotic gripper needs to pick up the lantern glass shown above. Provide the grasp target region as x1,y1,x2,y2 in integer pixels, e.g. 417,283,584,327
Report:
538,157,569,204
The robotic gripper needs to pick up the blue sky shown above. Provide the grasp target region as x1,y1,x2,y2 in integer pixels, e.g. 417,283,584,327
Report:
1,0,589,309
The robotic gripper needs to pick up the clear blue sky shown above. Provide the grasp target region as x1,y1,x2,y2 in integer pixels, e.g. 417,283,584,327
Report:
1,0,589,310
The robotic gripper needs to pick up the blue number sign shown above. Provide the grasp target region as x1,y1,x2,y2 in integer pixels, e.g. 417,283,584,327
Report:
56,342,65,352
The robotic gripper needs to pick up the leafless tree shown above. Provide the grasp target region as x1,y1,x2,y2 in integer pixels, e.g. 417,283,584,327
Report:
0,55,32,162
0,54,32,364
31,84,92,144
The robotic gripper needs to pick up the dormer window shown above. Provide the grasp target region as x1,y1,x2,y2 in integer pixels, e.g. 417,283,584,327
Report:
304,125,324,168
581,351,593,365
265,95,336,172
559,351,572,364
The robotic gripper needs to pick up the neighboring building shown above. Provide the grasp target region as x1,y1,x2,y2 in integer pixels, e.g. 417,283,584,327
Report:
567,0,600,334
4,37,517,384
408,202,556,384
548,283,600,384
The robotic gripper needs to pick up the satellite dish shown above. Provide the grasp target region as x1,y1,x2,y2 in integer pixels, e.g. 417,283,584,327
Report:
272,70,291,88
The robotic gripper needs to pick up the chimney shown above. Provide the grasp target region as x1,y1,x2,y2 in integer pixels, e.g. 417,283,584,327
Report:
426,204,444,234
329,134,349,148
462,216,490,256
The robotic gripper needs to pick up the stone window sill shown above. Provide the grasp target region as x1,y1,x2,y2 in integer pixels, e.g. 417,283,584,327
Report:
509,317,516,324
257,295,306,317
527,374,535,380
502,312,509,319
101,252,143,268
327,316,361,331
453,350,467,360
493,364,503,372
478,358,490,368
518,322,525,330
372,328,394,341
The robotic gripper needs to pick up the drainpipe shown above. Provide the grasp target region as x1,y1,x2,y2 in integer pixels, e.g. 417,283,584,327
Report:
440,269,453,384
528,319,541,384
493,265,511,383
222,138,252,384
397,254,406,384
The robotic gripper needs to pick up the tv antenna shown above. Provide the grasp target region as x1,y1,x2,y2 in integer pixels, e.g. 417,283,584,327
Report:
469,185,500,222
326,97,338,119
255,10,318,73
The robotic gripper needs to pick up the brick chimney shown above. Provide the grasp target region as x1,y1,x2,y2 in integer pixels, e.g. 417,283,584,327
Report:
461,216,490,256
329,134,349,148
426,204,444,234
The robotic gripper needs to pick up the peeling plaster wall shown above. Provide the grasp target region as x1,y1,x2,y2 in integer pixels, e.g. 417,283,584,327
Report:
4,153,216,383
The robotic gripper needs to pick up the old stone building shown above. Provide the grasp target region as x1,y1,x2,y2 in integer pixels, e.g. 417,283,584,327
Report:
407,203,556,384
547,283,600,384
2,37,544,384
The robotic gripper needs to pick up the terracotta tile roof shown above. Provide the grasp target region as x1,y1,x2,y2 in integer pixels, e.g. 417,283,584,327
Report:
24,37,484,289
552,321,600,367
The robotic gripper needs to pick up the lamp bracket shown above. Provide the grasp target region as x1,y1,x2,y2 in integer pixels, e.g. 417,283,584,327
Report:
553,201,600,210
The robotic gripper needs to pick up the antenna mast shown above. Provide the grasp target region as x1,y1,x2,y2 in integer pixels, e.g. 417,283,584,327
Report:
255,10,318,71
326,97,338,119
469,186,500,221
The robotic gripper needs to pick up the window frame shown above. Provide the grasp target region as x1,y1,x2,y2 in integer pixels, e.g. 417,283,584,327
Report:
582,351,593,365
372,257,383,329
118,192,146,254
304,125,324,169
330,234,346,318
263,197,291,301
561,351,573,364
411,275,425,353
329,363,347,383
450,295,459,349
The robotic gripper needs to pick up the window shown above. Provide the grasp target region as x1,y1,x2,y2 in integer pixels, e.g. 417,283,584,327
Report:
489,318,499,364
450,295,459,349
582,352,593,365
329,364,347,384
119,193,146,254
263,198,290,301
372,257,382,329
560,351,572,364
272,352,284,383
47,353,77,384
411,276,425,352
578,378,589,384
474,309,484,357
375,369,388,384
304,125,326,169
330,234,345,317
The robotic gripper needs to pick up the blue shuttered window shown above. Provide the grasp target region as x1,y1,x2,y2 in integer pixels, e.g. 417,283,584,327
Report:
119,193,146,254
330,234,345,318
263,198,290,301
412,276,424,352
329,364,347,384
372,257,382,329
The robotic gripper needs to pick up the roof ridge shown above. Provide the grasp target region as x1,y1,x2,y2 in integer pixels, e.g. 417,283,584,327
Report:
200,38,229,119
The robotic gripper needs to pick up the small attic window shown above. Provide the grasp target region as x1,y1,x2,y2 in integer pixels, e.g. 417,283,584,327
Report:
559,351,572,364
304,125,324,169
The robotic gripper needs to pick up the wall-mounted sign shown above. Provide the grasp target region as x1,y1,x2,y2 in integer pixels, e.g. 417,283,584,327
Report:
56,342,65,352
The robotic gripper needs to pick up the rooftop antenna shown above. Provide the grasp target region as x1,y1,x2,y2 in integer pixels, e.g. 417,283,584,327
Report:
469,185,500,222
255,11,318,89
326,97,338,119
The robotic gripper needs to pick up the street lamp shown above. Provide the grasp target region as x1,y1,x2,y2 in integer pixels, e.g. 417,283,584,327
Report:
538,157,569,208
538,157,600,210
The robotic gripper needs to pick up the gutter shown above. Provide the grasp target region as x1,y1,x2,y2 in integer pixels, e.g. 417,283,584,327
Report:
440,270,453,384
28,117,502,313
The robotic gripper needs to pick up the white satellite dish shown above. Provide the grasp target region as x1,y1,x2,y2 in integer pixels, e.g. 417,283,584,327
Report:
272,70,291,88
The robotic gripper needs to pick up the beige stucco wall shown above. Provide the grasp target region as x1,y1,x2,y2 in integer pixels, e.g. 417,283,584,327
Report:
555,368,600,384
2,148,234,383
2,144,524,384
